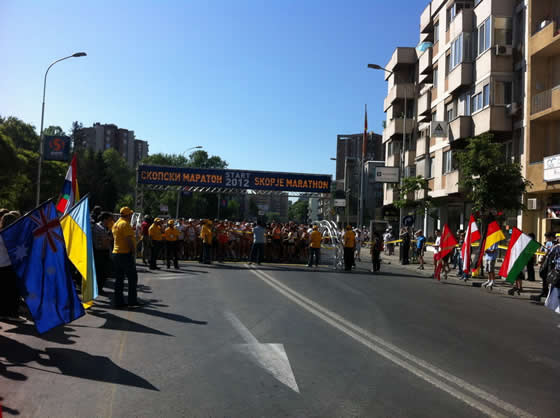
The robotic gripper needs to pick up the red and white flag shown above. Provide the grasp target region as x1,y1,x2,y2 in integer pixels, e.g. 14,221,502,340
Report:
461,215,481,274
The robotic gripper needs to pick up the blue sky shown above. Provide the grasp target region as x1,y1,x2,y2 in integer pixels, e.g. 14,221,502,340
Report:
0,0,425,177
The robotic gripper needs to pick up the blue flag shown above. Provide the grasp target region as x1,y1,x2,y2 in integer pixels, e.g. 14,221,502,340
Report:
0,201,85,333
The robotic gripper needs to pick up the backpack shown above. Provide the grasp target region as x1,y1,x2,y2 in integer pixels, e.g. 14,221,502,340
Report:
546,245,560,287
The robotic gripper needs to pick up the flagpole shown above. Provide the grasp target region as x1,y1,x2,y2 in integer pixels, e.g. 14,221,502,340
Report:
359,104,367,229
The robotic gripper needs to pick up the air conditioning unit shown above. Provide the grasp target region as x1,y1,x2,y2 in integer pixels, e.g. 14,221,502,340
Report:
506,102,520,115
495,45,512,56
527,198,539,210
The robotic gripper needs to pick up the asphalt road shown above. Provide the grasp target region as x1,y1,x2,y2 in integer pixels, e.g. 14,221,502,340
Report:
2,260,560,417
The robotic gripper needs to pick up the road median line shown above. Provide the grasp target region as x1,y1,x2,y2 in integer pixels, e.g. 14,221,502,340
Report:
247,265,534,418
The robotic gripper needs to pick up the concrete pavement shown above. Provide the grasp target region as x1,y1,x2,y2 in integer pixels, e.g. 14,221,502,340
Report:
2,260,560,417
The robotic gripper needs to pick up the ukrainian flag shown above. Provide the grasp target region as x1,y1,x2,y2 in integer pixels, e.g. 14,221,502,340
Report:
60,195,98,308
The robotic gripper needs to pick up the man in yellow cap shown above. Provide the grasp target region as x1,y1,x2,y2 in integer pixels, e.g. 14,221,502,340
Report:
342,225,356,271
308,225,322,268
200,219,213,264
112,207,141,308
149,218,164,270
164,219,180,269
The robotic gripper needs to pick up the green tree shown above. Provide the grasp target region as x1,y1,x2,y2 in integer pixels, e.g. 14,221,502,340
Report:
43,125,65,136
288,200,309,223
456,134,531,216
70,121,87,151
0,116,39,151
394,176,434,216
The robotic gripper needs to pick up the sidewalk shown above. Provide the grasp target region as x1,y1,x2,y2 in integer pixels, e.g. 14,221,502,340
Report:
358,247,545,301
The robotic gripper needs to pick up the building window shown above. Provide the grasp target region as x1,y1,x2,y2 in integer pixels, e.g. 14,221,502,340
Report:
445,103,455,121
434,21,440,43
460,92,472,116
449,34,463,71
443,150,454,174
495,81,512,105
475,0,482,6
494,17,513,46
433,66,438,88
504,141,513,163
478,18,491,56
432,110,437,121
428,155,436,178
483,84,490,107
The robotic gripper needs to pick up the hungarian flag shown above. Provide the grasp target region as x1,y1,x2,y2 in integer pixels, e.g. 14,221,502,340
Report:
498,227,540,283
56,155,80,215
434,224,458,281
461,215,481,274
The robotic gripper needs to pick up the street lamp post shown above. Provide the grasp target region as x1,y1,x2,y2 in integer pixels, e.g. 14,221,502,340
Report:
35,52,87,207
368,63,406,228
176,145,203,218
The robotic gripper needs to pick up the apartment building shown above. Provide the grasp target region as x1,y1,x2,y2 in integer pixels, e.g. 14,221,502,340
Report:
522,0,560,239
80,122,149,168
382,0,528,235
335,132,384,225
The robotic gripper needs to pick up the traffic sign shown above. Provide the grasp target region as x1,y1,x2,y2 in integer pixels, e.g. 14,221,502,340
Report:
402,215,414,227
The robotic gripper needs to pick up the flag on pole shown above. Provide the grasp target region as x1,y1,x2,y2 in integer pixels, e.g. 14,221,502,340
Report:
362,104,368,159
498,227,540,283
56,154,80,215
60,195,98,308
434,224,457,280
461,215,481,274
483,221,506,251
0,201,85,333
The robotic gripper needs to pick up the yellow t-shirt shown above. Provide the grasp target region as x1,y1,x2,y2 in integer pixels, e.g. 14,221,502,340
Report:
149,224,163,241
200,225,213,244
112,218,136,254
310,230,322,248
164,227,179,242
343,230,356,248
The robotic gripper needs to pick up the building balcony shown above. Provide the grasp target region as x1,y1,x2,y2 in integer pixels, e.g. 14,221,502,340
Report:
417,88,432,117
384,83,415,111
449,116,473,141
446,62,473,94
416,135,428,158
420,2,432,34
441,170,460,195
385,47,417,77
530,17,560,57
531,86,560,121
419,47,433,75
383,118,415,143
449,9,473,42
386,153,400,168
404,150,416,168
472,106,512,136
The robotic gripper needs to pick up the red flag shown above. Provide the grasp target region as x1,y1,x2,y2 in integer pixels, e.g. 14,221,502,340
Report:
435,224,458,261
461,215,481,274
362,104,368,159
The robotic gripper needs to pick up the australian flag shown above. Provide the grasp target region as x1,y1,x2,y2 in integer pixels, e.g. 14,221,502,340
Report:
0,201,84,333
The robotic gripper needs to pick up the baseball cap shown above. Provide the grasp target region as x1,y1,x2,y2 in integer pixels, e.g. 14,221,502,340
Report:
120,207,133,216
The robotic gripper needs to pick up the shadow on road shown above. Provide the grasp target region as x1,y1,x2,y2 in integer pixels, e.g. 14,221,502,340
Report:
6,324,79,345
76,309,174,336
0,396,20,416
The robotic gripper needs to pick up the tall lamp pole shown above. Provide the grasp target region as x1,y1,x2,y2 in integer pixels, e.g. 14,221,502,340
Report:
36,52,87,206
176,146,203,218
367,63,406,228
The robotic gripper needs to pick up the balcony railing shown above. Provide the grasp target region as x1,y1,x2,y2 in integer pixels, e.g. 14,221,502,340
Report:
532,89,552,114
532,17,559,37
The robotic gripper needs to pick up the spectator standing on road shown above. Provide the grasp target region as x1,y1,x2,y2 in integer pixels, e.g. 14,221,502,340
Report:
250,220,265,265
370,231,382,273
482,243,498,290
140,215,152,265
308,225,322,268
111,207,140,308
537,232,557,300
415,230,426,270
0,211,24,321
200,220,213,264
164,220,180,269
400,227,411,265
93,212,114,295
149,218,164,270
526,232,536,282
384,228,394,256
343,225,356,271
355,230,362,262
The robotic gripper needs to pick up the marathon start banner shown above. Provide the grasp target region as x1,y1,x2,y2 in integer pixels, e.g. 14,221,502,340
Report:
138,165,331,193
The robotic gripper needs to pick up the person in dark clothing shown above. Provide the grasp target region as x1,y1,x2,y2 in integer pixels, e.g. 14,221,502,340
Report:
370,231,382,273
343,225,356,271
0,211,24,321
400,227,411,265
92,212,114,295
526,233,536,282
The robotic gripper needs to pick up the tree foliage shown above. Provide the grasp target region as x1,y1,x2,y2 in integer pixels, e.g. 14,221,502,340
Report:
288,200,309,223
394,175,434,216
455,134,531,214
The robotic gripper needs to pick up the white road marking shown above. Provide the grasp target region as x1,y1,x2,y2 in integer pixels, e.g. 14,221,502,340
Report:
248,265,535,418
225,311,300,393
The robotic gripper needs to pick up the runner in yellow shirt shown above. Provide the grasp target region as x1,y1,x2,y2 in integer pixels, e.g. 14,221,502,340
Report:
164,220,180,269
111,207,140,308
200,220,213,264
308,225,322,268
149,218,164,270
342,225,356,271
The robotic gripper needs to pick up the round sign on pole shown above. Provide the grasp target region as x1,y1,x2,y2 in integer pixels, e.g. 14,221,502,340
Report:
402,215,414,227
